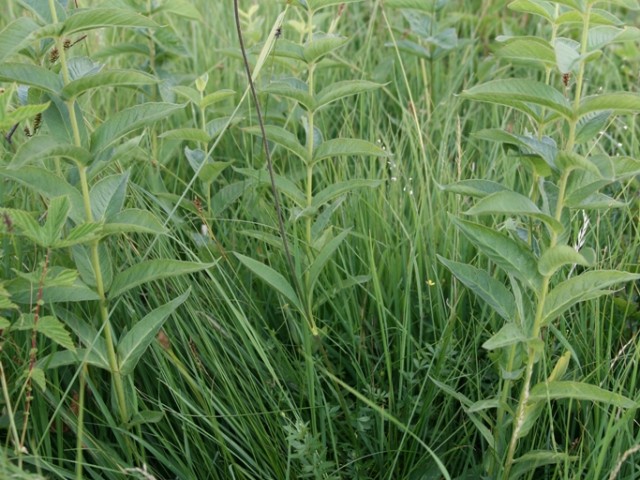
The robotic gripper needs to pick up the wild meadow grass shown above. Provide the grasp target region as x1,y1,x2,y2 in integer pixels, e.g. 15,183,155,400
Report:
0,0,639,479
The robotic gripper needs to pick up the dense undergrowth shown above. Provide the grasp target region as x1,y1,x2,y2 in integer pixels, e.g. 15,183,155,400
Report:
1,0,639,479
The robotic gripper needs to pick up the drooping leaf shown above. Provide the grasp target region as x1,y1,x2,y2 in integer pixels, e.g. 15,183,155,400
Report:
159,128,210,144
0,101,50,131
38,348,109,371
0,17,41,63
10,136,91,168
482,323,528,350
8,278,100,304
89,171,129,221
262,80,313,110
464,190,563,234
538,245,593,276
303,33,348,63
438,255,517,322
308,229,350,291
311,179,383,211
554,37,580,74
529,381,637,408
313,138,389,163
578,93,640,117
200,89,236,109
542,270,640,325
496,36,555,66
42,196,70,246
126,410,165,428
0,63,63,94
117,289,190,375
90,102,184,154
508,0,557,21
439,179,510,198
235,253,303,312
62,8,158,35
452,217,543,293
235,167,306,207
62,70,157,100
109,260,214,298
463,79,573,119
71,243,113,291
510,451,575,480
243,125,308,162
315,80,382,110
473,129,558,169
101,209,167,235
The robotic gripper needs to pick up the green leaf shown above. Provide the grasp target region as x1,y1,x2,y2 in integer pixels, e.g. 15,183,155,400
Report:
508,0,557,21
482,323,528,350
6,209,47,246
235,167,306,207
529,381,637,408
43,196,70,246
10,136,91,168
153,0,201,20
62,69,157,100
200,89,236,110
89,172,129,221
71,243,113,290
439,179,510,198
311,179,383,211
109,260,214,298
575,111,611,144
306,0,363,10
126,410,165,428
538,245,593,276
462,79,573,119
185,148,232,184
62,8,158,35
90,102,184,154
118,289,190,376
0,63,63,94
313,138,389,163
315,80,382,110
474,129,558,169
0,101,50,131
102,208,167,235
38,348,109,371
438,255,517,322
496,36,555,66
262,80,314,110
542,270,640,325
303,33,348,63
243,125,308,162
452,217,543,293
159,128,210,144
37,315,77,352
0,17,41,63
578,93,640,117
234,253,303,312
308,229,350,292
383,0,442,11
510,451,574,480
464,191,563,234
9,278,100,304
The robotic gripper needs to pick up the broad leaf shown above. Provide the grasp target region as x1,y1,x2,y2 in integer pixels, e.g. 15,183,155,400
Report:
13,314,76,352
452,217,543,293
496,36,555,66
313,138,389,163
315,80,381,110
0,17,41,63
37,348,109,371
10,136,91,168
118,289,190,375
529,381,636,408
62,8,158,35
508,0,557,21
262,80,314,110
308,229,350,291
303,33,348,63
439,179,510,198
438,255,517,322
463,79,573,119
383,0,442,11
235,253,303,312
542,270,640,325
243,125,308,162
102,208,167,235
71,244,113,291
91,102,184,154
43,196,70,246
578,93,640,117
159,128,210,144
235,167,306,207
109,260,214,298
510,451,574,480
90,172,129,221
0,63,63,94
538,245,592,276
62,70,157,100
306,0,362,9
482,323,528,350
311,179,383,210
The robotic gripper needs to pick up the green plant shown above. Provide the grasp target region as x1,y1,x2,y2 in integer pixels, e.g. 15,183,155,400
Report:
0,2,212,476
438,0,640,477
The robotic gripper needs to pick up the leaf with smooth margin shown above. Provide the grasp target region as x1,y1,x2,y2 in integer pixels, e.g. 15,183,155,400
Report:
235,253,303,312
576,111,610,144
118,289,190,375
6,209,46,246
126,410,164,428
464,191,563,235
10,136,90,168
315,80,382,110
542,271,640,325
462,79,573,119
100,209,164,236
496,36,555,66
37,349,109,370
474,129,557,169
62,8,158,35
0,17,40,63
172,85,200,104
311,179,382,210
557,9,622,26
308,229,350,291
508,0,556,21
566,192,625,210
439,179,510,198
452,217,543,293
0,167,85,222
313,138,389,163
43,196,70,246
271,39,305,61
55,307,108,364
91,102,183,154
200,89,235,109
62,70,157,100
439,255,517,322
303,33,348,63
383,0,442,11
602,0,640,9
262,81,313,110
538,245,592,276
235,167,306,207
159,128,210,143
90,172,129,221
510,451,574,480
554,38,580,74
0,63,63,94
109,260,214,298
556,151,600,175
588,26,640,51
153,0,201,20
13,315,76,352
243,125,308,162
307,0,362,10
483,323,528,350
529,381,637,408
550,0,584,11
578,93,640,117
9,279,100,304
0,102,50,130
71,243,112,290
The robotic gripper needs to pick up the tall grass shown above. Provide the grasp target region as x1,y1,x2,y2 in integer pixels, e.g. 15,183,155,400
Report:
1,1,639,479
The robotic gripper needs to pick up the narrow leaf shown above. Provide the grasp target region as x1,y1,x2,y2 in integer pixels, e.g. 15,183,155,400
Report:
0,63,63,94
308,229,350,291
0,17,41,63
243,125,308,162
62,8,158,35
538,245,592,276
510,451,574,480
579,93,640,117
102,209,167,235
482,323,528,350
313,138,389,163
439,179,510,198
303,33,348,63
529,381,637,408
109,260,214,298
62,70,157,100
89,172,129,221
235,253,303,312
118,289,190,375
311,179,382,210
37,349,109,371
10,136,91,168
315,80,382,110
235,167,306,207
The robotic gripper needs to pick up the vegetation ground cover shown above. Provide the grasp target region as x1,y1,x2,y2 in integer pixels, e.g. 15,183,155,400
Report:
1,0,639,479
